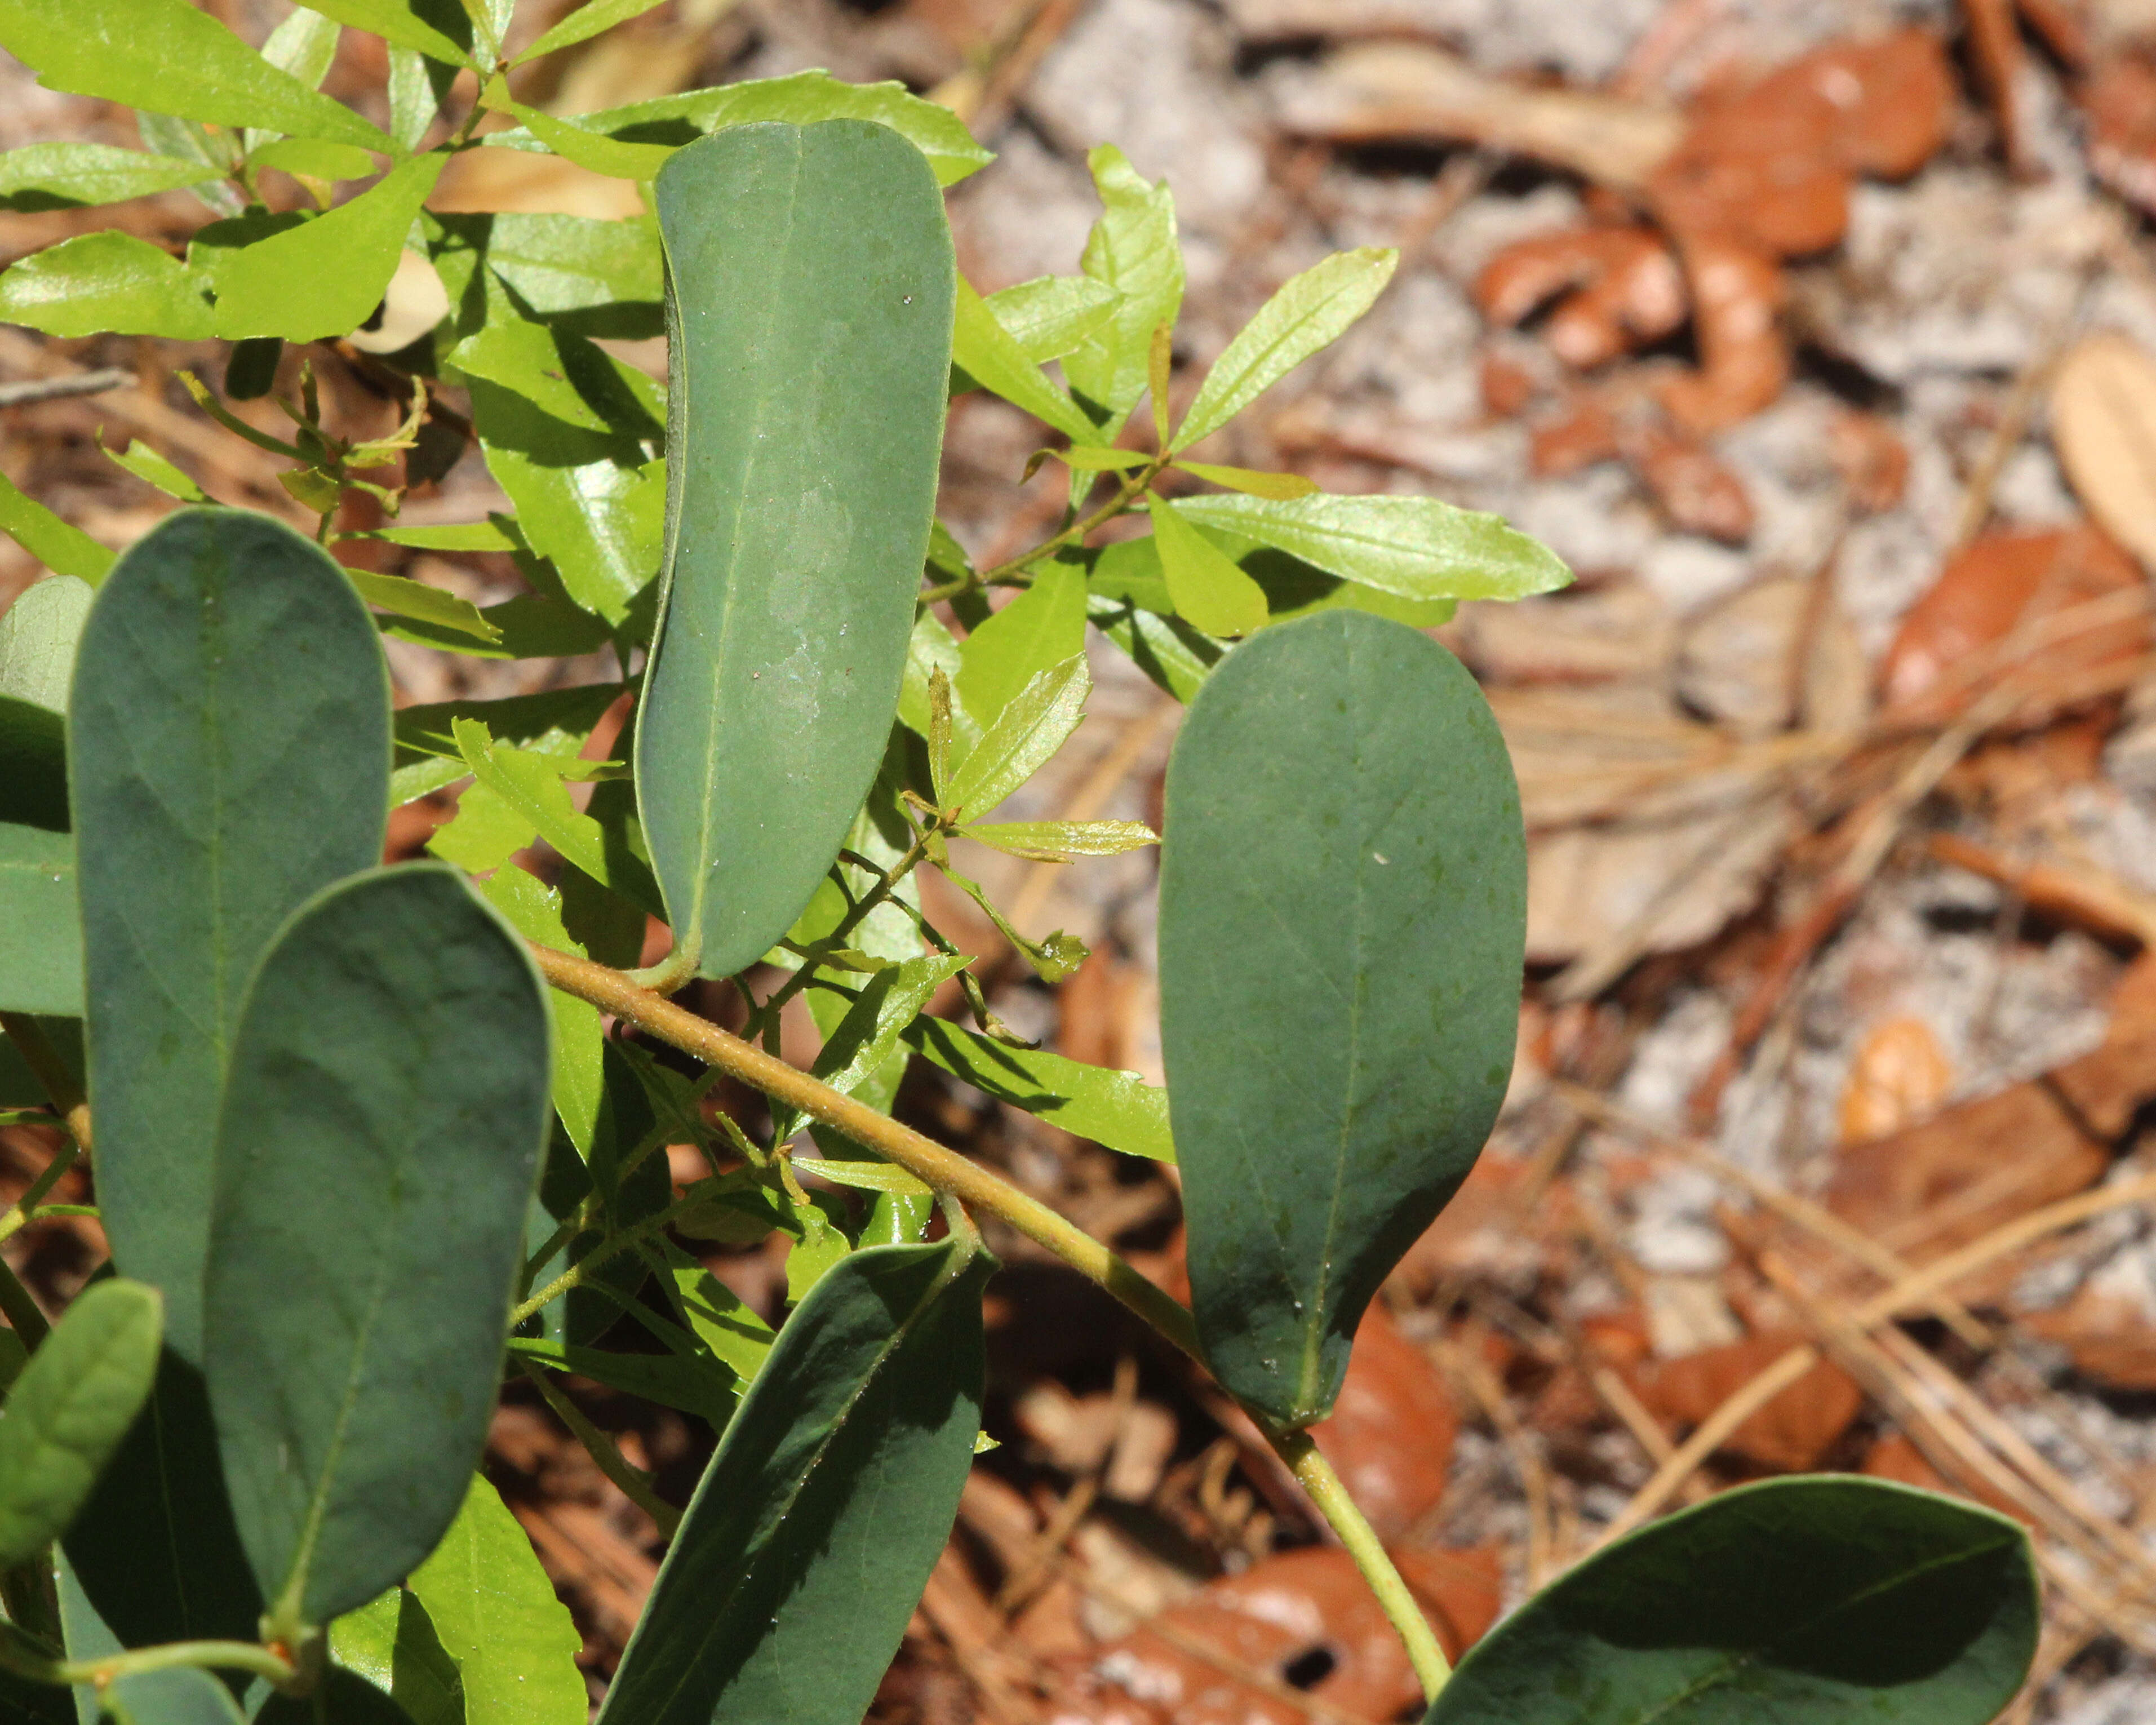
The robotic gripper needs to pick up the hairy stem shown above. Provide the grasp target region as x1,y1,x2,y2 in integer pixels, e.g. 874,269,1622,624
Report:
529,943,1452,1699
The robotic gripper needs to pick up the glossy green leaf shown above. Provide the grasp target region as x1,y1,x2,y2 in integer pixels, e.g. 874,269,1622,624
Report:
203,865,551,1631
347,570,500,643
656,1240,776,1384
938,862,1088,982
955,558,1086,733
0,233,212,339
299,1,469,64
0,145,217,211
477,866,602,1152
482,82,672,179
1090,521,1456,632
468,383,663,626
100,1670,243,1725
207,155,443,340
247,138,376,183
962,818,1157,861
951,277,1096,442
330,1589,463,1725
984,274,1121,362
1088,593,1221,703
253,5,342,100
63,1349,263,1652
1174,491,1572,603
0,824,78,1015
101,439,207,505
0,1279,161,1568
0,0,390,151
380,593,613,662
809,954,970,1101
428,212,663,340
0,475,112,586
407,1475,583,1725
1172,249,1395,451
1160,611,1524,1426
391,684,620,804
1148,498,1267,637
387,49,445,153
454,719,663,916
595,1239,990,1725
72,509,389,1360
902,1016,1173,1163
942,654,1088,821
480,70,992,188
513,0,666,63
1426,1476,2037,1724
1064,146,1183,434
638,122,952,981
1174,460,1316,499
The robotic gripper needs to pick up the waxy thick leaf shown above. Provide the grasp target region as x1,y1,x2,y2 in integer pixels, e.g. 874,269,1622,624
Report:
204,865,551,1629
1064,146,1184,433
1174,491,1572,604
0,1279,161,1568
0,824,78,1014
0,0,391,152
1426,1477,2038,1724
0,144,218,211
1173,249,1395,451
640,122,952,979
408,1476,584,1725
595,1240,989,1725
64,1348,263,1653
208,155,446,341
1160,612,1524,1426
72,509,390,1360
0,233,212,339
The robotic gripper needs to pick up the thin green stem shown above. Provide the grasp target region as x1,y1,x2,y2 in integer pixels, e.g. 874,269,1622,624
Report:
516,1361,682,1536
0,1256,48,1349
510,1187,711,1326
0,1015,90,1151
1276,1431,1452,1700
922,464,1161,606
527,941,1451,1702
748,833,936,1041
0,1142,81,1246
41,1640,297,1689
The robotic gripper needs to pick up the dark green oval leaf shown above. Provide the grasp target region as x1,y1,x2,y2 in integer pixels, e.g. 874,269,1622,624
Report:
0,1279,160,1569
595,1239,989,1725
1159,611,1523,1426
72,508,391,1360
0,823,77,1013
640,121,953,978
1425,1476,2038,1725
203,864,552,1633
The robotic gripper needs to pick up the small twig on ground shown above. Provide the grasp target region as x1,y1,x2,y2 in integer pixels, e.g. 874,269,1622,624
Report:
0,368,135,408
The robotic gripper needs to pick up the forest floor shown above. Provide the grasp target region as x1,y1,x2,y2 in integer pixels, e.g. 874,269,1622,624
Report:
11,0,2156,1720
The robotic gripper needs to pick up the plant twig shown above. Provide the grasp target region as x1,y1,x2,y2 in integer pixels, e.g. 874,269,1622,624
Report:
0,1015,90,1151
527,941,1454,1703
0,369,135,408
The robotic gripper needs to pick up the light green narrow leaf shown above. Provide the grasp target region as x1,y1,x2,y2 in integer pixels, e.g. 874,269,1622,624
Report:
300,1,470,64
1148,499,1267,637
345,570,502,643
0,475,112,585
1173,491,1573,603
809,954,970,1101
1173,460,1316,499
247,138,376,183
256,5,342,90
454,719,663,916
0,824,78,1015
72,509,391,1360
0,0,392,151
102,440,208,504
639,122,953,980
943,654,1089,821
0,233,212,339
408,1476,584,1725
955,558,1086,734
428,211,663,335
0,144,218,211
205,864,552,1631
902,1017,1173,1162
1064,146,1184,434
0,1279,161,1568
387,48,444,155
1160,611,1524,1427
984,274,1121,362
961,818,1157,861
595,1240,990,1725
477,866,604,1155
950,276,1096,444
1172,249,1396,452
207,154,445,340
482,84,671,180
478,70,993,188
1426,1477,2038,1725
513,0,666,63
391,684,622,804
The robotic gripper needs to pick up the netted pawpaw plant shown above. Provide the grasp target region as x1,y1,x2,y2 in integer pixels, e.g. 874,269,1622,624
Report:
0,5,2037,1724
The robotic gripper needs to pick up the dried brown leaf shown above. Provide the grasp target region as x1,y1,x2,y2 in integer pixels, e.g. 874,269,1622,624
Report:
2050,331,2156,571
